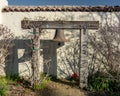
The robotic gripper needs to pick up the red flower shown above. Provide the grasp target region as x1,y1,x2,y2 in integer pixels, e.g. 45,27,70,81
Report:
71,73,78,78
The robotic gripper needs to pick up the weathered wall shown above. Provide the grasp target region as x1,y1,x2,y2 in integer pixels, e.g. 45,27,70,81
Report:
0,0,8,24
2,12,120,36
1,11,120,78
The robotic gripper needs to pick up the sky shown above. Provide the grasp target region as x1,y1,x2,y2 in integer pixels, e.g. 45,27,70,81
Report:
8,0,120,6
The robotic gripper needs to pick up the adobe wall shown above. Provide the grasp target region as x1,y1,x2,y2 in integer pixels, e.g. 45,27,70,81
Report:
0,0,8,24
1,10,120,78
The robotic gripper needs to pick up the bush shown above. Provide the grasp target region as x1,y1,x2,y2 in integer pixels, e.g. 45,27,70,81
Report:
0,77,8,96
33,73,50,91
6,74,20,82
88,71,120,94
33,80,48,91
88,24,120,95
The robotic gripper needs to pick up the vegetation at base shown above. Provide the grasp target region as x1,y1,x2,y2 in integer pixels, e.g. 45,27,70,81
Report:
0,77,8,96
49,75,59,81
33,73,50,91
6,74,20,82
33,79,48,91
88,71,120,95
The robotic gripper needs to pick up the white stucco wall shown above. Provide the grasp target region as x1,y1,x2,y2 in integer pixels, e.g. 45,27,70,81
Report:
1,11,120,78
0,0,8,24
2,12,120,36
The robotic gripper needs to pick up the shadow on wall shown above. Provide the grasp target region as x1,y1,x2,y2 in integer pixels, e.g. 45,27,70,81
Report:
57,38,80,78
5,39,64,77
5,39,31,76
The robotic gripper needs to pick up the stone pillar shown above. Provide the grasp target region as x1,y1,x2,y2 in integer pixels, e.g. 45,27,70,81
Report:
79,27,88,88
0,0,8,24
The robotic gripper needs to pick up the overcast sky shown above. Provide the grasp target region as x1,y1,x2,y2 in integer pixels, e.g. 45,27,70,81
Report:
8,0,120,6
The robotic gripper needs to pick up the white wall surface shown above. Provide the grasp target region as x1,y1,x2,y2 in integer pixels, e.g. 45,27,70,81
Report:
2,12,120,37
0,0,8,24
1,11,120,78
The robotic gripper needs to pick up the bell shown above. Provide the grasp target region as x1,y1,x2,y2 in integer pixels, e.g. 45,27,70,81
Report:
53,29,67,42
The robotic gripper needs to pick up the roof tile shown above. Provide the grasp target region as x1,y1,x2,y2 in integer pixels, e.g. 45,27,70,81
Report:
2,6,120,12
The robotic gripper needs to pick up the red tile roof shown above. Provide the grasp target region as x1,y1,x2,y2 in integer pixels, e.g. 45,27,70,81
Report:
2,5,120,12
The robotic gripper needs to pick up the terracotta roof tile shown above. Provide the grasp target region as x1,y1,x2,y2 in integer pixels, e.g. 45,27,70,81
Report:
2,5,120,12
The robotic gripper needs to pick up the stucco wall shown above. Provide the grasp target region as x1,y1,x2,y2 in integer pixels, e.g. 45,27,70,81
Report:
1,11,120,78
0,0,8,24
2,12,120,36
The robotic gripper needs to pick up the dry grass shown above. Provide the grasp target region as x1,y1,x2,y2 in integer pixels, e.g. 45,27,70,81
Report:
7,79,111,96
7,80,87,96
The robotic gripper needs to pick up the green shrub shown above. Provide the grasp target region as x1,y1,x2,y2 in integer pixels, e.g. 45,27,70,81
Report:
6,74,20,82
89,76,112,92
33,73,50,91
0,77,8,96
33,80,48,91
40,73,47,79
88,71,120,93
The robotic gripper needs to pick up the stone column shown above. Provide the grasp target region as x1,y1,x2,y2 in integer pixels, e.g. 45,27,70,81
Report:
79,27,88,88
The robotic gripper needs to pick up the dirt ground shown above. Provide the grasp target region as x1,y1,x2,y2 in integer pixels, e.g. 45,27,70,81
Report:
7,80,108,96
8,80,88,96
39,81,87,96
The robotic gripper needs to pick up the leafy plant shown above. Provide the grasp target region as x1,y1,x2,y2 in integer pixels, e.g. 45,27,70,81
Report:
0,77,8,96
88,22,120,95
33,73,50,90
33,80,48,91
88,71,120,94
6,74,20,82
40,73,47,79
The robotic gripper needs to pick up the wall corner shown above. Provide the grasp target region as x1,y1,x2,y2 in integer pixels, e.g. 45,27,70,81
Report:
0,0,8,24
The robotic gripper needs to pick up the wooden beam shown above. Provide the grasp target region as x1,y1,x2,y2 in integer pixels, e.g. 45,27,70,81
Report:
21,20,99,29
79,28,88,88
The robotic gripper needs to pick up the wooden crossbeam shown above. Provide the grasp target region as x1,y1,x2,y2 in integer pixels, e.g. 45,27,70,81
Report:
21,20,99,29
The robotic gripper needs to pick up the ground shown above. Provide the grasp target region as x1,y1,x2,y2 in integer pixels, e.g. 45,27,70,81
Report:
7,79,87,96
7,79,109,96
40,81,87,96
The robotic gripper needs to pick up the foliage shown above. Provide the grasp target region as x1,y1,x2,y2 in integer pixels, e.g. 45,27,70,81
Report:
33,80,48,91
49,75,59,81
88,71,120,95
88,24,120,77
6,74,31,88
88,23,120,94
0,25,14,95
6,74,20,82
0,77,8,96
40,73,47,79
33,73,50,90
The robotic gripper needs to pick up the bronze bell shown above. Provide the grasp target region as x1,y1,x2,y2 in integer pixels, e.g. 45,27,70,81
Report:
53,29,67,42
